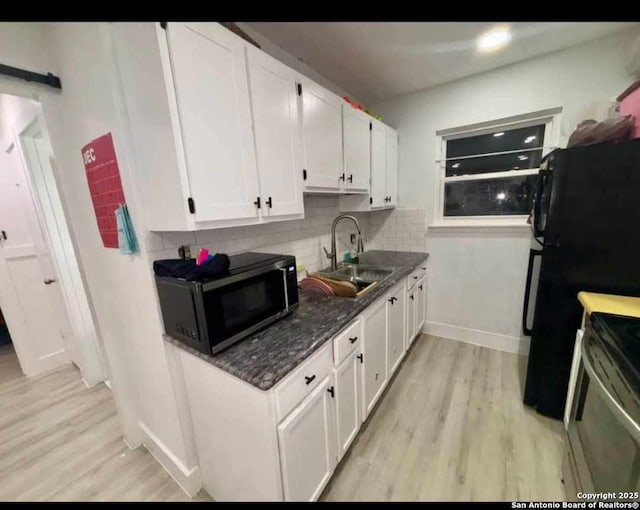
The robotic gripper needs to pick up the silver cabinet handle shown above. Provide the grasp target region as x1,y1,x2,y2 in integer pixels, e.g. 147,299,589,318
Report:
44,279,56,285
581,336,640,444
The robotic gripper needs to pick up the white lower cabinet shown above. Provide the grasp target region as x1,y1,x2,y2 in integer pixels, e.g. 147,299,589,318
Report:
333,349,362,460
386,283,406,376
179,261,428,501
362,297,388,418
415,275,427,335
406,287,416,348
277,374,337,502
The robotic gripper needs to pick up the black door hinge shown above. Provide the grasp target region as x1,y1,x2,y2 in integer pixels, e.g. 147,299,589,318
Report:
297,83,302,96
253,197,261,209
303,169,307,181
160,22,167,30
369,122,372,131
187,197,195,214
327,386,335,398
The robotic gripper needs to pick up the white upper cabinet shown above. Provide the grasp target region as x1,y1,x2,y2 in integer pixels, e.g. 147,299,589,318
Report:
166,22,260,224
246,45,304,219
299,77,343,192
370,120,387,208
386,128,398,207
339,122,398,213
342,105,371,193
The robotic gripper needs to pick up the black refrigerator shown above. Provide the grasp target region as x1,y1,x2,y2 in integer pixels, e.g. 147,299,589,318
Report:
522,138,640,419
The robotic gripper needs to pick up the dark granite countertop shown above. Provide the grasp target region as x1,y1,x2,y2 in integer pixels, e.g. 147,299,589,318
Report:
165,250,429,391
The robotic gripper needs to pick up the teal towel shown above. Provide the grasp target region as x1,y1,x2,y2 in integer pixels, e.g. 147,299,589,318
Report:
116,204,139,254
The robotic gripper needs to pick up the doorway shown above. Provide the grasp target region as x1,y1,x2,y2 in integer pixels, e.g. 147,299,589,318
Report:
0,92,108,385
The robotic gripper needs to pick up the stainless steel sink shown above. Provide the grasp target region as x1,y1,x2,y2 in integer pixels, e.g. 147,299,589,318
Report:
315,263,395,293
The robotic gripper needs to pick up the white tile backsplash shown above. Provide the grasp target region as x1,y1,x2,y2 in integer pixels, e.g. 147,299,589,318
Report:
368,208,428,253
152,196,428,275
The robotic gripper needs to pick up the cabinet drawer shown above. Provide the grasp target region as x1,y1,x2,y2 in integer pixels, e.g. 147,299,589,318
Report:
333,320,362,366
406,264,427,290
275,342,333,422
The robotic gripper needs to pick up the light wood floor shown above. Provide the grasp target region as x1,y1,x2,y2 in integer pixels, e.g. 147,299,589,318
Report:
1,335,565,502
321,335,566,502
0,344,209,502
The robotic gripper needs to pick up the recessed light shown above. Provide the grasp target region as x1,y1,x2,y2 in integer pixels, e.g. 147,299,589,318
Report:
477,26,512,53
524,136,536,143
451,163,461,169
493,132,505,137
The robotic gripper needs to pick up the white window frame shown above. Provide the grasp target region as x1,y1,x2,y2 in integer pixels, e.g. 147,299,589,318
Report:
431,108,563,228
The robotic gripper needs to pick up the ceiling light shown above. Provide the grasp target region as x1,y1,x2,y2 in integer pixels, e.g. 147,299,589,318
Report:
518,155,529,160
477,27,512,53
493,132,505,137
451,163,461,169
525,136,536,143
496,192,506,200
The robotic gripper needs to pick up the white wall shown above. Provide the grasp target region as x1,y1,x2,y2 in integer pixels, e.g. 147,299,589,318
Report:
236,23,357,102
372,27,640,353
0,22,201,493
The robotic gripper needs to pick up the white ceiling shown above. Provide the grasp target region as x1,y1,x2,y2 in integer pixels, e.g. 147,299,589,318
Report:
246,22,638,105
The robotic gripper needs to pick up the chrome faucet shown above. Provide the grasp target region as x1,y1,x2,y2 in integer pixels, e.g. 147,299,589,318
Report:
323,214,365,271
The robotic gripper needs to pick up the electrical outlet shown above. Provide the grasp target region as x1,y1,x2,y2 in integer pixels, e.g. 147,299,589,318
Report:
178,245,191,259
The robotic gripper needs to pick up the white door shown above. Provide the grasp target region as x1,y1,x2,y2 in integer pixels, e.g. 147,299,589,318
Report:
300,77,343,191
277,374,336,501
362,298,387,418
334,351,361,460
0,145,70,376
415,275,427,335
387,288,406,375
406,288,416,349
342,105,370,192
166,22,260,223
370,120,386,208
386,128,398,207
247,46,303,219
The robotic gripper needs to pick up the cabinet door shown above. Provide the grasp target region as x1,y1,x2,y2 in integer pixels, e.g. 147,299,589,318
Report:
406,289,416,349
387,289,406,375
247,46,304,219
300,78,343,190
362,298,387,417
342,105,370,192
334,351,361,460
166,22,260,223
386,128,398,207
278,375,336,501
415,275,427,336
370,120,386,208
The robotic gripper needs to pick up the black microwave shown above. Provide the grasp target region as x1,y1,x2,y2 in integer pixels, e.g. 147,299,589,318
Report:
156,252,298,355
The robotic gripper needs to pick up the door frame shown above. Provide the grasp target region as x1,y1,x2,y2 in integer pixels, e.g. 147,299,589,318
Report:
0,98,108,386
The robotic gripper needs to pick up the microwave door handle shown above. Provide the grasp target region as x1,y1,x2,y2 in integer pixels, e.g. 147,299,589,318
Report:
280,267,289,311
522,249,543,336
581,339,640,444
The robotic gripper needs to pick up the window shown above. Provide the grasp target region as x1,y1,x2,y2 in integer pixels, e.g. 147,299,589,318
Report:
434,110,560,226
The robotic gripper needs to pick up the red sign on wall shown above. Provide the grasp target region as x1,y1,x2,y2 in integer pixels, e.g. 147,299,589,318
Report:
81,133,126,248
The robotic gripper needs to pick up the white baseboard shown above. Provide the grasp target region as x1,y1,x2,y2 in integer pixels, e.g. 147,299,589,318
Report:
24,350,70,378
425,321,530,355
139,422,202,497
